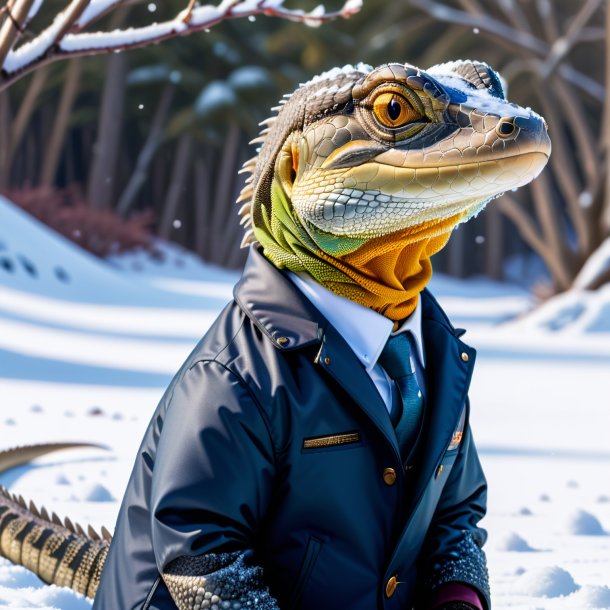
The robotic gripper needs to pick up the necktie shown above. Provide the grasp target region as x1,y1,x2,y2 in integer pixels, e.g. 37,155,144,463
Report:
378,333,424,459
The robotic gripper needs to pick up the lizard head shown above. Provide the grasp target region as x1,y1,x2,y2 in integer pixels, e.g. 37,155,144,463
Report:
239,60,550,251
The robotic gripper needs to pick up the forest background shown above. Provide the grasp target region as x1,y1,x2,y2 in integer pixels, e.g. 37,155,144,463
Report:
1,0,607,297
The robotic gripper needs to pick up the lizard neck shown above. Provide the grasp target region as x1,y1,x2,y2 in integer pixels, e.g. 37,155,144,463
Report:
254,179,466,322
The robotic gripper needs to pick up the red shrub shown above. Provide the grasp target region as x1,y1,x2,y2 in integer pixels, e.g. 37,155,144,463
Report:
4,185,155,258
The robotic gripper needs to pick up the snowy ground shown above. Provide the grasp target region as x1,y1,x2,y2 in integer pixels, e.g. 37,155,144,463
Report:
1,197,609,609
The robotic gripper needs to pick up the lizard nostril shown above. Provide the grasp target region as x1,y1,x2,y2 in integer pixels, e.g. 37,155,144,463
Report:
496,118,516,138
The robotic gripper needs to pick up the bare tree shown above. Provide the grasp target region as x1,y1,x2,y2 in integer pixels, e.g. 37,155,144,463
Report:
411,0,608,293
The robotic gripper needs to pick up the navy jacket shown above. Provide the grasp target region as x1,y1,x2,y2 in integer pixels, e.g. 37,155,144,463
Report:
93,246,489,610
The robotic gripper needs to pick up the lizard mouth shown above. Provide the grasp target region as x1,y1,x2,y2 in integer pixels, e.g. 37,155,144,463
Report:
292,152,549,238
346,151,550,197
371,145,551,173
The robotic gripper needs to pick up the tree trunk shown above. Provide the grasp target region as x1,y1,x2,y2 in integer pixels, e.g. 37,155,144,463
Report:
485,205,504,280
86,51,128,209
194,153,212,259
9,67,48,164
116,81,176,216
602,0,610,234
0,89,10,189
40,58,82,187
447,225,465,278
159,133,193,239
211,123,241,264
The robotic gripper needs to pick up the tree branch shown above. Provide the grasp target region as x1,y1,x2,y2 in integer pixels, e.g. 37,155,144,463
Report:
410,0,548,55
410,0,605,102
497,194,572,289
0,0,362,91
539,0,603,78
0,0,36,68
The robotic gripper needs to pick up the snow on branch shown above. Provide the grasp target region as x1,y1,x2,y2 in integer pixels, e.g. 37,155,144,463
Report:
0,0,362,90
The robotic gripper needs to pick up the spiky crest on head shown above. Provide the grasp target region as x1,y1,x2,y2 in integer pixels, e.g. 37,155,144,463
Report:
236,63,373,247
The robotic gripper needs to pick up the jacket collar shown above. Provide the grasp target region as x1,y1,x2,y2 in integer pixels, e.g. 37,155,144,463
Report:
233,246,467,350
233,246,324,350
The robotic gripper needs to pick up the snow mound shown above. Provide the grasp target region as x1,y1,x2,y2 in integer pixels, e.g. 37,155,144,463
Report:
515,566,579,597
54,473,70,485
565,509,607,536
0,580,91,608
0,560,45,588
508,283,610,335
0,195,231,308
495,531,536,552
75,482,113,502
569,585,610,608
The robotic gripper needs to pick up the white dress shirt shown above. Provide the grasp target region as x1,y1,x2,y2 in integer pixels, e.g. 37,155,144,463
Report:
288,271,426,416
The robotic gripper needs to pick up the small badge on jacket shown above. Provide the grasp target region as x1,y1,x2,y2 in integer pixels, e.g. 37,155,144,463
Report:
303,432,360,449
447,407,466,451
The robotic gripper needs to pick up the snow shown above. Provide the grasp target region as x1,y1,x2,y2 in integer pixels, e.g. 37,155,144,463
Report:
564,509,606,536
4,8,71,73
195,80,238,116
1,198,610,609
506,284,610,336
61,22,186,53
573,237,610,290
494,531,536,552
228,66,271,91
515,566,579,597
78,0,122,28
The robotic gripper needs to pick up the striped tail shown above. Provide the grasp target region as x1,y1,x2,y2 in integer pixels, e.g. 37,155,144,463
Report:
0,486,111,598
0,443,112,599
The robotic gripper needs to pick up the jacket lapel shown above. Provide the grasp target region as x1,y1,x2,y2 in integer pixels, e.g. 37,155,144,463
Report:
384,292,477,571
413,310,476,500
315,323,401,462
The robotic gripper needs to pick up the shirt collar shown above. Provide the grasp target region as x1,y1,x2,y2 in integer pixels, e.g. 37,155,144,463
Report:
392,298,426,366
288,271,425,372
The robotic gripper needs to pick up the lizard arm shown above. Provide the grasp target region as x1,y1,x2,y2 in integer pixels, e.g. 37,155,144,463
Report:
417,400,490,609
149,360,279,609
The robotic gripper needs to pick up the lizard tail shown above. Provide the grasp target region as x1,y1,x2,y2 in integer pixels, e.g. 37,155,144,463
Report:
0,443,112,598
0,487,111,598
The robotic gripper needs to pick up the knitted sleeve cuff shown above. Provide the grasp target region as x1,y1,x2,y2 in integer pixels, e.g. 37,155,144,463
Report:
429,582,485,609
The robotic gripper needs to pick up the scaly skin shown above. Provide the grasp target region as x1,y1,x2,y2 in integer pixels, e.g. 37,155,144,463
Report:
240,61,550,250
0,60,551,604
0,444,111,598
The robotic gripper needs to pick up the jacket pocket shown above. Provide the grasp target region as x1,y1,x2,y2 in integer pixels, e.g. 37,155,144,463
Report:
290,536,322,609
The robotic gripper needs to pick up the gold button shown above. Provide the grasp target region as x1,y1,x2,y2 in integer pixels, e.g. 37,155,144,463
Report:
461,351,469,362
383,467,397,486
277,336,288,345
323,356,331,365
435,464,444,479
385,575,398,598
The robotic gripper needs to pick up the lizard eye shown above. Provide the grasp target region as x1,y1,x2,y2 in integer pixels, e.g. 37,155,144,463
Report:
372,92,422,128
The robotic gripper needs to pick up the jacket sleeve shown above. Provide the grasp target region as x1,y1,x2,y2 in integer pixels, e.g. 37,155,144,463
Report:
418,399,491,610
149,359,281,610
